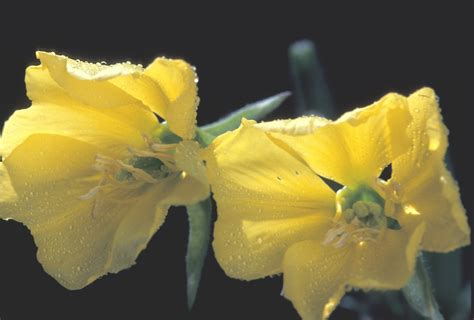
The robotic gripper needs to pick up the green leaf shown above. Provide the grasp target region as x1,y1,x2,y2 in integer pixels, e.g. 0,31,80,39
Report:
289,40,335,118
402,254,444,320
200,92,290,136
185,197,212,309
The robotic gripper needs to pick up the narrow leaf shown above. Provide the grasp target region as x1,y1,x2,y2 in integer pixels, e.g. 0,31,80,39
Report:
289,39,335,118
200,92,290,136
195,128,216,147
402,254,444,319
185,197,212,309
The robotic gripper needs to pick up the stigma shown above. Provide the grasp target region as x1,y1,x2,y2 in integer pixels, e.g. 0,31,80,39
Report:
323,185,401,248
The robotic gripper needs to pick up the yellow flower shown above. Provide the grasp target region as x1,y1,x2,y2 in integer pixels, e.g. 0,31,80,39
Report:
0,51,209,289
203,88,470,319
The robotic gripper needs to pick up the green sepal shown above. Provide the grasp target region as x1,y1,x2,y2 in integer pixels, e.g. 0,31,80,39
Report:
402,254,444,319
153,122,182,144
185,197,212,310
200,92,290,137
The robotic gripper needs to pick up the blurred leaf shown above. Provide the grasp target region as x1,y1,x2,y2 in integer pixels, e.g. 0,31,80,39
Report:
382,291,405,317
185,198,212,309
200,92,290,136
402,254,444,320
451,284,471,320
289,39,335,118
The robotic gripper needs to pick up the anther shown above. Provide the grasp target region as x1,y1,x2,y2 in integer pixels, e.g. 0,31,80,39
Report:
353,201,369,218
342,208,355,223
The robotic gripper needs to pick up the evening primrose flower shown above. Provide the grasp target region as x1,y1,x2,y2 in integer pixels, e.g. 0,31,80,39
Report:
203,88,469,319
0,51,208,289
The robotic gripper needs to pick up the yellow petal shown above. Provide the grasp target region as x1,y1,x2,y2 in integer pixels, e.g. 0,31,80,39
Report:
392,88,447,184
391,88,470,252
204,123,335,279
214,215,333,280
348,222,425,289
144,58,198,139
159,140,209,206
28,52,197,139
267,93,412,187
0,101,158,159
204,122,335,221
175,140,208,188
0,162,17,202
34,51,142,107
282,223,425,320
400,163,469,252
0,134,169,289
282,240,351,320
2,134,98,192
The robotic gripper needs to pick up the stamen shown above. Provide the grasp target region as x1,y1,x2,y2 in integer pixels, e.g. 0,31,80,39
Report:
116,160,158,183
150,143,178,152
78,185,101,200
79,135,181,219
128,146,177,171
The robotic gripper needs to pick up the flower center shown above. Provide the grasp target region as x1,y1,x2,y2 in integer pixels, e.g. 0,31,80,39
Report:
323,185,401,248
79,127,182,218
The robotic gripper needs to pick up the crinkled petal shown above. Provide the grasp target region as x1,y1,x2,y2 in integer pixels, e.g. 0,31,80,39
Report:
28,52,197,139
33,51,142,107
0,134,169,289
0,100,158,159
400,162,469,252
144,58,198,139
255,116,330,135
390,88,470,252
267,93,412,187
392,88,447,184
214,215,332,280
283,240,351,320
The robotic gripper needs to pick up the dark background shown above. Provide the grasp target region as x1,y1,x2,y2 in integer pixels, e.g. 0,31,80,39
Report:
0,2,471,319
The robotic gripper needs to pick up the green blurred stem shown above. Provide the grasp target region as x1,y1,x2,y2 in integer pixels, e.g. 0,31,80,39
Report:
185,198,212,309
289,39,335,118
402,254,444,320
424,250,462,317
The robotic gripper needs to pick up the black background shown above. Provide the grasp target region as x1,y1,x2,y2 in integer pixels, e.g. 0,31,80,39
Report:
0,2,471,319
